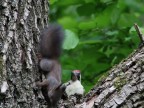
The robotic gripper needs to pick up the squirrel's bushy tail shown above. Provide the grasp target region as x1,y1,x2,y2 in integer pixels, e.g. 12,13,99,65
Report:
40,24,64,59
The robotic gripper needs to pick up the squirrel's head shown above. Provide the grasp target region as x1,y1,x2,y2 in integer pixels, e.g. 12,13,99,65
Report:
71,70,81,81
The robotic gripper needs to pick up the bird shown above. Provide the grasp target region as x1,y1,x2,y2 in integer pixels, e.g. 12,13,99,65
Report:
65,70,84,98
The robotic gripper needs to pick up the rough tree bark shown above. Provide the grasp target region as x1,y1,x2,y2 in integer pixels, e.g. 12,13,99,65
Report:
0,0,49,107
0,0,144,108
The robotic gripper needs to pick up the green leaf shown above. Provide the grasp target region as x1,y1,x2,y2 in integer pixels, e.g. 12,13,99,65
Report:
78,21,96,30
111,8,121,24
118,13,137,28
58,17,78,29
129,26,144,46
94,6,113,27
129,26,136,33
106,31,119,36
63,29,79,50
77,3,95,16
129,26,144,34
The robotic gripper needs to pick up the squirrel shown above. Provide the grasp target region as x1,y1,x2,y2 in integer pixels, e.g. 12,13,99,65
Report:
35,24,66,108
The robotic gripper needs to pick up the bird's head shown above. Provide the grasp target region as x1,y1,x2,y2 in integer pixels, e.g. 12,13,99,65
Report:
71,70,81,81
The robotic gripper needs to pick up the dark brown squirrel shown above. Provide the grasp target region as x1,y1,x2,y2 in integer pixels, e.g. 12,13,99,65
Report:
35,24,65,108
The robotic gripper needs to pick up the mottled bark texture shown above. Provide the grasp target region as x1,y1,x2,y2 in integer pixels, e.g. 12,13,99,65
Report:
59,47,144,108
0,0,48,107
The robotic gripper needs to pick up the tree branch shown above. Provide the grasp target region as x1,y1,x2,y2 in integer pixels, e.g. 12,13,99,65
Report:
134,23,144,43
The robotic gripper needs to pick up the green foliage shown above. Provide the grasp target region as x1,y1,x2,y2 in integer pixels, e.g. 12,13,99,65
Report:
50,0,144,92
63,29,79,50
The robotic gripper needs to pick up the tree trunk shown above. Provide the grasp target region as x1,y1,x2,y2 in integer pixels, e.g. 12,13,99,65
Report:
0,0,48,107
0,0,144,108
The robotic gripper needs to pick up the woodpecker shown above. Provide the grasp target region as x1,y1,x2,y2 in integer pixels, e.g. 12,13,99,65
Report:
65,70,84,98
71,70,81,81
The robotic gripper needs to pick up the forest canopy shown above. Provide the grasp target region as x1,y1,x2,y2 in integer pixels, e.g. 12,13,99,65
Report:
49,0,144,92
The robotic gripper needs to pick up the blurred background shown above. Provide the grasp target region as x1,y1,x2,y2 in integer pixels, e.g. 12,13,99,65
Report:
49,0,144,92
